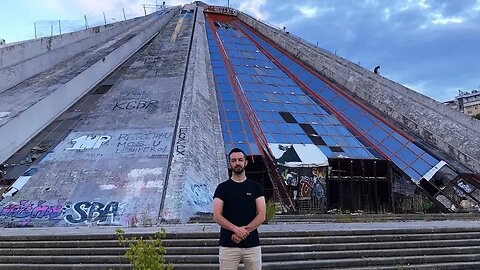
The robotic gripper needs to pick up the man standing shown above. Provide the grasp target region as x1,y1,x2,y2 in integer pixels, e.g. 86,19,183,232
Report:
213,148,266,270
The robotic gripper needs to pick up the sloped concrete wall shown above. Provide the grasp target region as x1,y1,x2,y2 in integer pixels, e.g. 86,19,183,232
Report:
0,16,148,69
0,9,179,165
0,13,162,93
238,12,480,174
162,6,228,223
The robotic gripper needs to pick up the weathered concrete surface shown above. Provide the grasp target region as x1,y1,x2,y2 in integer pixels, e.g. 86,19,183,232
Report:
161,6,228,223
237,12,480,174
0,8,199,227
0,9,177,165
0,14,158,93
0,16,148,69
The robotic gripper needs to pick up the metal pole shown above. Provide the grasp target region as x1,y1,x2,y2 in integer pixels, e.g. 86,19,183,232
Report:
34,22,37,39
84,15,88,29
123,8,126,20
50,25,53,37
58,20,61,35
143,5,147,16
103,12,107,25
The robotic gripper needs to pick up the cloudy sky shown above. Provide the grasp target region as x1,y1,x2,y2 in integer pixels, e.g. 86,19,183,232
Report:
1,0,479,102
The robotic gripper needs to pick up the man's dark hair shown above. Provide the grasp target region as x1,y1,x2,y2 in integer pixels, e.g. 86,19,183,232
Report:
228,148,246,159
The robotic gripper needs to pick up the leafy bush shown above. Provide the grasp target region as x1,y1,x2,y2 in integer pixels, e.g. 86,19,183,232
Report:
265,200,276,223
116,228,173,270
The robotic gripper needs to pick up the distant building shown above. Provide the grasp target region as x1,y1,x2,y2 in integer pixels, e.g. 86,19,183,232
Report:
457,90,480,116
446,90,480,116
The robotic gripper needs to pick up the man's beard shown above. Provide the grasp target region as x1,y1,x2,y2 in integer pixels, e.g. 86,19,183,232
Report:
232,165,246,174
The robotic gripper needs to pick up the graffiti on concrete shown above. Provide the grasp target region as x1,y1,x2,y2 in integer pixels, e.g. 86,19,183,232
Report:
66,135,111,150
0,200,64,226
176,127,188,156
116,132,171,154
65,201,119,224
112,100,159,111
0,200,120,227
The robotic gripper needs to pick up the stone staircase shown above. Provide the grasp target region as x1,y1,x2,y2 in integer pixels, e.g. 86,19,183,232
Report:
1,221,480,269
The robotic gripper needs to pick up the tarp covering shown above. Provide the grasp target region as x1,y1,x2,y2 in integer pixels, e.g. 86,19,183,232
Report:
268,143,329,167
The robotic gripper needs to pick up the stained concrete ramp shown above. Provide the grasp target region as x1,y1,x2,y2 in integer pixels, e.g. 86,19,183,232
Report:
0,7,219,227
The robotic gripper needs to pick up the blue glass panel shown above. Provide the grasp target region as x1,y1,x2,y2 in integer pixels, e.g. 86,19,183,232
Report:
266,123,281,133
403,167,422,182
343,106,361,121
292,113,307,123
392,132,409,146
420,152,440,166
406,142,425,156
391,155,408,170
308,79,326,91
369,125,389,143
226,111,240,120
223,133,231,143
257,111,271,122
334,137,348,146
229,121,243,131
377,144,394,157
410,159,432,176
396,147,418,165
356,115,375,131
270,113,284,122
355,147,374,158
222,92,234,101
326,116,341,125
330,97,349,110
246,132,255,141
235,143,248,152
231,132,246,142
318,87,337,101
335,126,352,136
221,121,228,131
283,134,299,144
249,143,260,155
272,133,286,143
383,137,403,153
312,125,326,135
264,133,274,142
303,114,317,122
289,124,304,134
250,101,263,110
297,95,312,104
224,101,237,111
345,137,361,147
322,136,336,146
297,134,311,144
318,146,333,157
298,70,315,84
215,75,230,84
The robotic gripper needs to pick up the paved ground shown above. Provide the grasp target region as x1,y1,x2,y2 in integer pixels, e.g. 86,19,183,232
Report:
2,220,480,237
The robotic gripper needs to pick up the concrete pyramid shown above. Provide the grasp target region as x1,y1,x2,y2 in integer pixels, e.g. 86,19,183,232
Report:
0,2,479,227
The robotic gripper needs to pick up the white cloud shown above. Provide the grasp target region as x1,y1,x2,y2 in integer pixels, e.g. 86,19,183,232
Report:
431,14,464,25
297,6,317,18
238,0,267,20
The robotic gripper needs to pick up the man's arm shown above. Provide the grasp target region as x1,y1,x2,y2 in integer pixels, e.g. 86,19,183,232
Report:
213,197,249,239
245,196,266,233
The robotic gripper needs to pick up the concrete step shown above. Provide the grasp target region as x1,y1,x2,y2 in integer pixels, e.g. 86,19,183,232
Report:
1,224,480,269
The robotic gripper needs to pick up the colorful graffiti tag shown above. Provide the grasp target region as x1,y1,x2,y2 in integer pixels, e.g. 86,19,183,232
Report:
280,166,327,201
0,200,120,227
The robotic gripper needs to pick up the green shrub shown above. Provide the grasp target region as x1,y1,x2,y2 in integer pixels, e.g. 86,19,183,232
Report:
265,200,276,223
116,228,173,270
